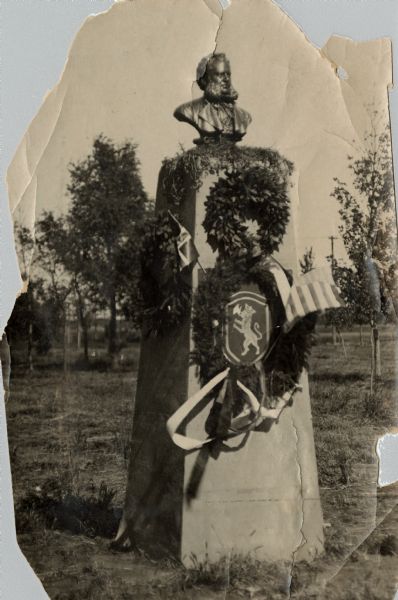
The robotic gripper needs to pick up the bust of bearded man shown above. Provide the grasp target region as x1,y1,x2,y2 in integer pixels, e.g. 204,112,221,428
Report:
174,53,252,145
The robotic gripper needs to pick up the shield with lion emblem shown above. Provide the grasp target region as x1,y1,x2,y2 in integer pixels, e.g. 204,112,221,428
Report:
223,286,272,366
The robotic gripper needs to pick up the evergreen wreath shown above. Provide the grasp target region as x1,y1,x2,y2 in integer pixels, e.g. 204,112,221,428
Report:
203,167,290,256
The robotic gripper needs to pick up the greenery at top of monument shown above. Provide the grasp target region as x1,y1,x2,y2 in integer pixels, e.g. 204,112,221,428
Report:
330,115,397,381
161,144,294,211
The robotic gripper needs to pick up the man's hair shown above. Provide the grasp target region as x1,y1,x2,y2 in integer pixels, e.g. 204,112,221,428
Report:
196,53,230,91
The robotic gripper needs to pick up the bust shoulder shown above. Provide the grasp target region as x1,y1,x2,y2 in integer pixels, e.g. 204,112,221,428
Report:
235,106,252,128
173,98,206,125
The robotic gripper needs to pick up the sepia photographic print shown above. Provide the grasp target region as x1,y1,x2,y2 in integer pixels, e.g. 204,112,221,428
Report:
2,1,398,598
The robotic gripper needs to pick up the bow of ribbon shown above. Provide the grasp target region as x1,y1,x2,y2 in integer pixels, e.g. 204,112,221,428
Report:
166,363,301,451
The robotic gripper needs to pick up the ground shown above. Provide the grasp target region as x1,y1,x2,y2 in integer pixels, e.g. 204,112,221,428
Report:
5,327,398,599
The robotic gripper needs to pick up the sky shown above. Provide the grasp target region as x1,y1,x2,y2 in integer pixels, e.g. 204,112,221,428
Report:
5,0,397,275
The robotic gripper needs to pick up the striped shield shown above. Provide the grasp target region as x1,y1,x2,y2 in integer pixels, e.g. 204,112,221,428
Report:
223,287,272,366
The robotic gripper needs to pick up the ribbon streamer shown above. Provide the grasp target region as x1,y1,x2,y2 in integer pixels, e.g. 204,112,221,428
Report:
166,366,301,450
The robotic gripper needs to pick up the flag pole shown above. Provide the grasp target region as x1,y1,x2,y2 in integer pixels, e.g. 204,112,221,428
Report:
197,259,207,275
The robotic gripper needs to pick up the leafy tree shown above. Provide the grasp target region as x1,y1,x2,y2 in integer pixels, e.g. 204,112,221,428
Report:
36,213,72,314
66,135,148,361
324,262,358,347
36,212,96,364
118,201,155,327
7,225,50,368
35,212,79,371
331,117,396,379
7,280,52,357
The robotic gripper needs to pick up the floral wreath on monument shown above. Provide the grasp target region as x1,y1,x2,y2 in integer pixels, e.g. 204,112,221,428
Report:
138,145,343,448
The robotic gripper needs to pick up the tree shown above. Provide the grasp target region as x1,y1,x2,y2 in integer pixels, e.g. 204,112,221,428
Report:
331,116,396,381
7,225,50,368
324,262,357,350
71,272,95,363
13,225,35,370
299,247,315,274
36,212,97,364
35,213,76,371
66,135,148,362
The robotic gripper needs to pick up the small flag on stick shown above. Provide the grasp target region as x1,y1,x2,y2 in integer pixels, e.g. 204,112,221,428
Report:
283,266,344,332
168,211,199,271
261,257,344,332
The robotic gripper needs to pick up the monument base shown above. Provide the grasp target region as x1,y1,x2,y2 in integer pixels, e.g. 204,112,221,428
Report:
118,158,324,566
182,371,324,566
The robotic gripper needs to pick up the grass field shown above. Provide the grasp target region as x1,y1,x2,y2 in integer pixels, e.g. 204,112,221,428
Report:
5,326,398,599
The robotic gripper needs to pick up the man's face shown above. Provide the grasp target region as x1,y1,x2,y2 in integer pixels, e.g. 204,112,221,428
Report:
208,60,231,94
204,59,238,102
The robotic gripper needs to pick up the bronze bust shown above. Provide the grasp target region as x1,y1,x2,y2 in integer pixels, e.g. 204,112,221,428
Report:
174,53,252,145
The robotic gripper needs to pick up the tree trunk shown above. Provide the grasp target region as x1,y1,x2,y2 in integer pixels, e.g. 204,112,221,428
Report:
337,328,347,358
63,313,68,374
27,323,34,372
76,297,89,363
359,325,364,347
108,293,117,366
82,318,89,363
0,334,11,403
371,323,381,380
27,286,34,372
332,325,337,346
77,320,81,349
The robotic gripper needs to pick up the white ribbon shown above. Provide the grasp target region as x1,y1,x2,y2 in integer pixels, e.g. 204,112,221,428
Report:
166,367,302,450
166,368,230,451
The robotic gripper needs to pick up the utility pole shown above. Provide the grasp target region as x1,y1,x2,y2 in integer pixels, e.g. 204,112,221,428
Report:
328,235,338,346
328,235,338,265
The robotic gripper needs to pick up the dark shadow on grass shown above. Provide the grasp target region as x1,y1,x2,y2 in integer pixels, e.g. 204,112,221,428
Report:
311,371,367,384
10,356,138,375
16,480,122,539
377,377,398,391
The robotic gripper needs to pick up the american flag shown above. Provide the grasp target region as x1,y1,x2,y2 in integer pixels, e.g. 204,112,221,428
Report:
168,211,199,270
262,257,344,332
283,266,344,332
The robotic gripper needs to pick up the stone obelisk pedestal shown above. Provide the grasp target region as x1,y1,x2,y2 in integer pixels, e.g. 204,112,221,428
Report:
118,166,324,565
182,372,323,564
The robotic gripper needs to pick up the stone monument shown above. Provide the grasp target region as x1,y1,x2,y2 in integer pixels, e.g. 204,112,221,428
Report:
115,53,326,566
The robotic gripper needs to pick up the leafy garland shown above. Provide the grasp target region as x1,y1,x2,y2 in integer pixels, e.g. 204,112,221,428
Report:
160,144,293,210
203,167,290,256
191,253,316,406
138,210,191,334
138,145,315,403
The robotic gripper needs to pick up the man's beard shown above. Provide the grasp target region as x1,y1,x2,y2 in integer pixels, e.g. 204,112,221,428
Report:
204,80,239,103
